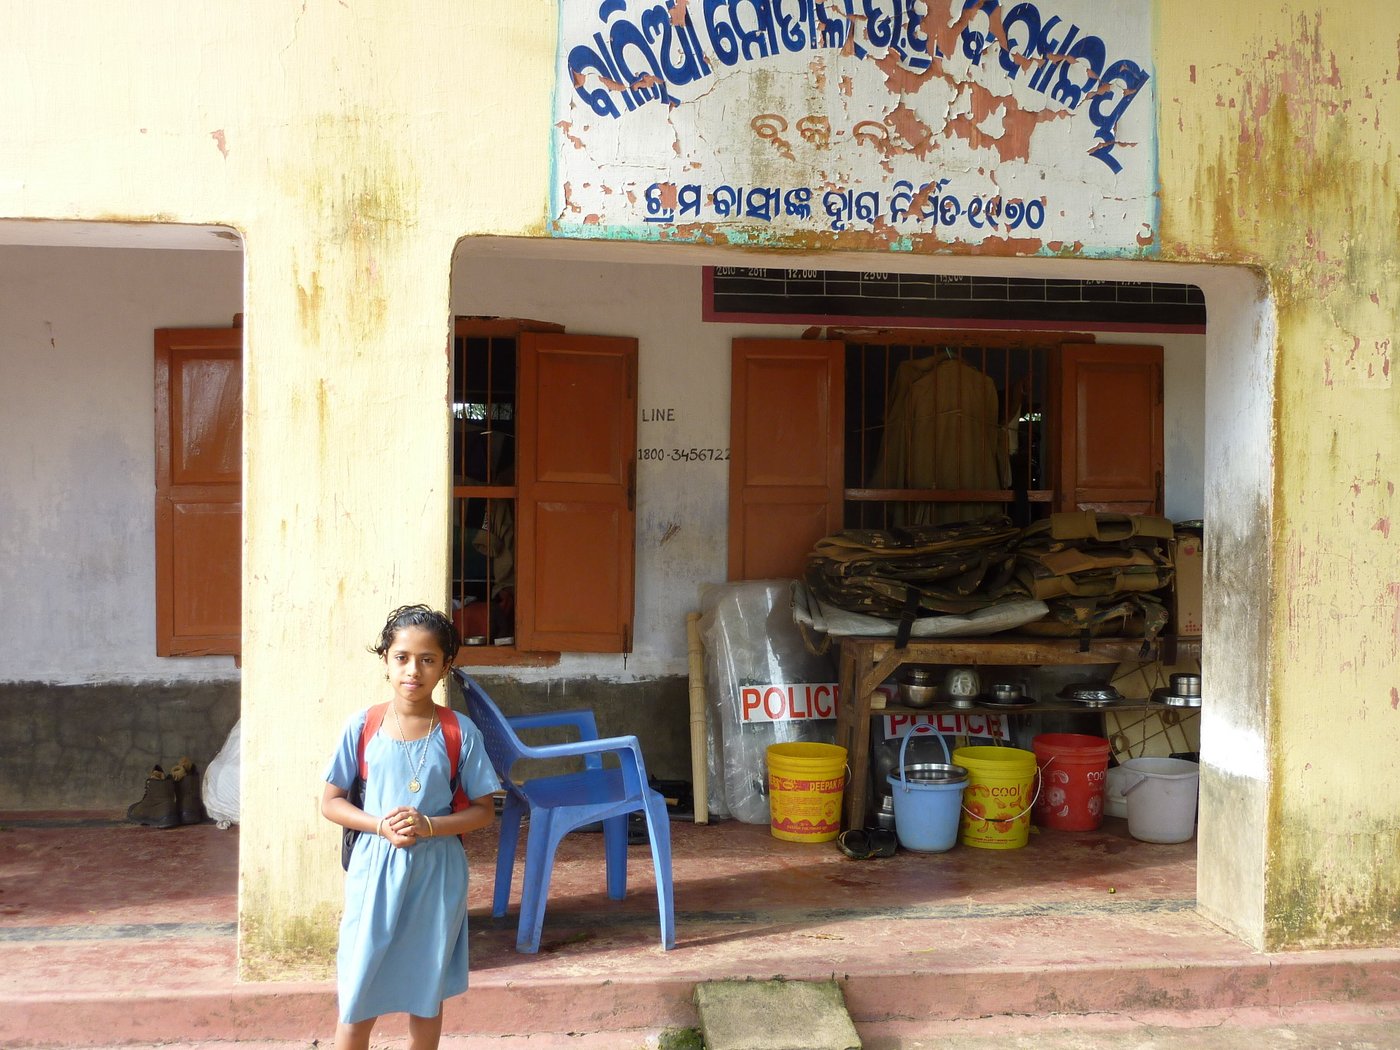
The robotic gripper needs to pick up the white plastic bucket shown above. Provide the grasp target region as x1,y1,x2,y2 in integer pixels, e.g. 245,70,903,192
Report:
1103,765,1129,820
1120,757,1199,843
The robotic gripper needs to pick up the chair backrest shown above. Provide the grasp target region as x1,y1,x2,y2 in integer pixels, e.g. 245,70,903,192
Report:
453,670,523,787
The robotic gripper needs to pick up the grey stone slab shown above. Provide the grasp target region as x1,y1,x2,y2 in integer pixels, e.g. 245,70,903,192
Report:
694,978,861,1050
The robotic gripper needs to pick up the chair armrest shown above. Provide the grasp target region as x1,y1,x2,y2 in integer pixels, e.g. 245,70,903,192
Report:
514,733,649,791
507,710,603,769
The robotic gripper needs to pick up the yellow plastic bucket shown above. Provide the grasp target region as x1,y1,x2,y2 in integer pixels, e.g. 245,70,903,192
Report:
766,742,846,843
952,745,1039,850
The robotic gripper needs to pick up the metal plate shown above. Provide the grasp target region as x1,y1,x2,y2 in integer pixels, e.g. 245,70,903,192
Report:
1057,685,1123,703
1062,696,1122,708
1151,688,1203,708
980,697,1038,710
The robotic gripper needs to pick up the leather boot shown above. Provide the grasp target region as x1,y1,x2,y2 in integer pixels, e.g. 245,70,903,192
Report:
126,766,180,828
170,756,207,825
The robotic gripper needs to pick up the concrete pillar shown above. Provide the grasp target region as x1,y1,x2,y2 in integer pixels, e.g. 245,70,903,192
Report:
1157,3,1400,948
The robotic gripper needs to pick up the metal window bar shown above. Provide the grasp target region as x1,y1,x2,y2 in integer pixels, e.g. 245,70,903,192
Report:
452,330,518,645
843,338,1052,529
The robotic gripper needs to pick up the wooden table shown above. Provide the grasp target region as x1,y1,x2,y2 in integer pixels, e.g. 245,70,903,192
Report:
833,635,1161,831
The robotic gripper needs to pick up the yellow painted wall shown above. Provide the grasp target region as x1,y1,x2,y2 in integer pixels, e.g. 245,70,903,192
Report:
0,0,557,972
1156,3,1400,946
1,0,1396,962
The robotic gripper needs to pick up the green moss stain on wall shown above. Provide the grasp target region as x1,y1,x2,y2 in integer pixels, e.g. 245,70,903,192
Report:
239,882,339,981
287,113,423,343
1267,817,1400,950
1161,4,1400,948
294,261,325,346
1183,14,1398,323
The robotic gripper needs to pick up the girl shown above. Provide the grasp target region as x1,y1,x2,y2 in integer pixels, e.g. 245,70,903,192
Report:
321,604,500,1050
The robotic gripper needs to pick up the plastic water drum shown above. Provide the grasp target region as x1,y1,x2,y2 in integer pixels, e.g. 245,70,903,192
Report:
1120,757,1200,843
766,743,846,843
887,725,967,853
1032,733,1112,831
952,745,1039,849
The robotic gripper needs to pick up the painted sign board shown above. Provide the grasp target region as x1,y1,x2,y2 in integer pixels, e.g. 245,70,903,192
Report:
740,682,840,722
552,0,1157,256
737,683,1013,739
882,711,1012,741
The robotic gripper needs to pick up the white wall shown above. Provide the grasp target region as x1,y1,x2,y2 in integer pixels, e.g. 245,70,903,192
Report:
0,245,243,684
0,242,1205,687
451,247,1208,679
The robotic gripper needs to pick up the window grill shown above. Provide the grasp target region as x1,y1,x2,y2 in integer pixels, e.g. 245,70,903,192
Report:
452,324,520,646
842,335,1054,530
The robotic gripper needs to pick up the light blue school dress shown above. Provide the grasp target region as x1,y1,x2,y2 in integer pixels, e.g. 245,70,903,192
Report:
324,706,500,1024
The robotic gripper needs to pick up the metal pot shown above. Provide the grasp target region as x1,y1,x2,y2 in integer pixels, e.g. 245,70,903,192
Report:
899,666,939,708
898,681,938,708
944,667,981,699
896,762,968,785
1169,672,1201,697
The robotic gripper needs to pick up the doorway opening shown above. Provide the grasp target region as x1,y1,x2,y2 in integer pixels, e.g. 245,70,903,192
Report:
0,218,245,821
449,235,1274,948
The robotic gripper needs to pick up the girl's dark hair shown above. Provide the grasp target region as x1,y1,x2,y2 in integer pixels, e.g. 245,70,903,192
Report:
371,604,459,660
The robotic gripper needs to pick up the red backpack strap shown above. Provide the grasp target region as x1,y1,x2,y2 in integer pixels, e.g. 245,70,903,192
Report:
440,708,469,813
440,708,472,848
356,703,389,781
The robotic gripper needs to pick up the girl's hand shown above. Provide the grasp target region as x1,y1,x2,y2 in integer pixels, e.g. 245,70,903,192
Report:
380,806,421,848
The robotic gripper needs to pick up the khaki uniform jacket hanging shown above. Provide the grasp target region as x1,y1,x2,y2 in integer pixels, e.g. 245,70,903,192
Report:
871,356,1010,526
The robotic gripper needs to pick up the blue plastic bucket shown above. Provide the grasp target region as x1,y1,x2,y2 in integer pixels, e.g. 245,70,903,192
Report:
886,725,968,853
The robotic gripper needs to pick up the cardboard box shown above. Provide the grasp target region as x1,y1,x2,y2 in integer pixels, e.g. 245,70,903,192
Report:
1172,533,1204,636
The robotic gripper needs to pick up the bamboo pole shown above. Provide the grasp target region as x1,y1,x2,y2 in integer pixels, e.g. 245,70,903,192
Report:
686,611,710,824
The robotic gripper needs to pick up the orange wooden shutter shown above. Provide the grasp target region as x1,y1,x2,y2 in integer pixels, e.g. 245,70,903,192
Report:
154,327,242,656
1054,343,1164,515
515,332,637,653
728,339,845,580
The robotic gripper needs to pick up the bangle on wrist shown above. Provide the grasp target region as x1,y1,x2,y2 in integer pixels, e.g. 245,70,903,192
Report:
376,816,386,838
423,815,434,838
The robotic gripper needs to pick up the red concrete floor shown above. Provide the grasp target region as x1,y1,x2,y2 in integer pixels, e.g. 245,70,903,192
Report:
3,811,1400,1048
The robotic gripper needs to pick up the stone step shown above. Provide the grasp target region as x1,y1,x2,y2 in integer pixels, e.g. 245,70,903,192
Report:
695,979,861,1050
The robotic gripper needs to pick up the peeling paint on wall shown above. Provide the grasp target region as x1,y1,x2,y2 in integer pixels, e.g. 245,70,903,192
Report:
551,0,1158,255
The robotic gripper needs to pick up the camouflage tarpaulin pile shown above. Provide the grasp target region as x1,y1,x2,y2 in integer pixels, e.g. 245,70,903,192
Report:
803,518,1022,622
1013,511,1175,645
804,511,1177,649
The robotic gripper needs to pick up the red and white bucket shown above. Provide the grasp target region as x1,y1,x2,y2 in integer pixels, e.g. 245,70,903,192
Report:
1032,733,1111,832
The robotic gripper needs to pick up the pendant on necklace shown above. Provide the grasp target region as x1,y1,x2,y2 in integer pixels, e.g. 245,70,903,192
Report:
409,778,421,793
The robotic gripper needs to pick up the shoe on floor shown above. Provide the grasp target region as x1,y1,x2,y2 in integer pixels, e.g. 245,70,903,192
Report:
837,827,898,860
171,757,207,825
126,766,180,828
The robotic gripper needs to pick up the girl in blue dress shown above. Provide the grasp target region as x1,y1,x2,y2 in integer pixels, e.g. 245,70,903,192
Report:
321,605,500,1050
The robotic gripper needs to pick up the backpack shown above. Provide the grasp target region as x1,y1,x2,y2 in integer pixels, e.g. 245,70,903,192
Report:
341,702,470,869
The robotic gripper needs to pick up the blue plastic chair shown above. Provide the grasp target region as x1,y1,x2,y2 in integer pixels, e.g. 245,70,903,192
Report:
453,670,676,953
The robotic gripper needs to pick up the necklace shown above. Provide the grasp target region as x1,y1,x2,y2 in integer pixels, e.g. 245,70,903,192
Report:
391,705,437,793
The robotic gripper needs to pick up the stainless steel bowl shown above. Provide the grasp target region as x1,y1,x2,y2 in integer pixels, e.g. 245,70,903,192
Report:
898,682,938,708
876,793,895,830
891,762,968,786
